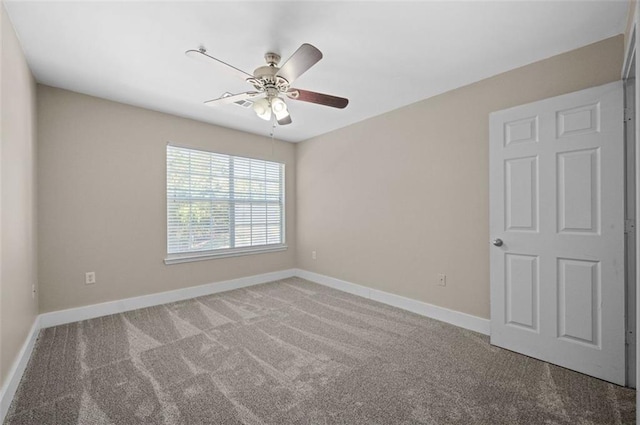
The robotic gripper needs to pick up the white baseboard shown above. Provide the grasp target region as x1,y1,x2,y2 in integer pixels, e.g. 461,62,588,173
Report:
0,316,40,423
295,269,490,335
39,269,296,329
296,269,372,298
39,267,487,333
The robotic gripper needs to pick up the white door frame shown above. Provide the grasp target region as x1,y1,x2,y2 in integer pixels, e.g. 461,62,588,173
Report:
623,23,637,390
622,5,640,420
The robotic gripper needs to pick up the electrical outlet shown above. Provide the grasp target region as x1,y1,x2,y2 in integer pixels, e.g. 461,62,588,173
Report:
312,251,317,260
437,273,446,287
85,272,96,285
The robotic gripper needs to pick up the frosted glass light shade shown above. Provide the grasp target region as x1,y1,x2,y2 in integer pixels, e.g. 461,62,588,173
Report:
253,98,271,121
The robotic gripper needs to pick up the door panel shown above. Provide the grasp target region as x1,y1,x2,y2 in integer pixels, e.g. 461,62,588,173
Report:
505,116,538,146
557,258,599,346
505,157,538,232
557,103,600,138
490,81,625,385
557,149,599,234
505,253,539,330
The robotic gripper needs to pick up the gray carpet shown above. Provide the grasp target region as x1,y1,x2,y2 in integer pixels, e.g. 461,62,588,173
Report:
5,277,636,424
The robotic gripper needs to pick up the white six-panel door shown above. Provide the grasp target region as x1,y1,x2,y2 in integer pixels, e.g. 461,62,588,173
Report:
489,81,625,385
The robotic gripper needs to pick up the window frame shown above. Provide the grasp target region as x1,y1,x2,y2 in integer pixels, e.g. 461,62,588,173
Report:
164,143,287,265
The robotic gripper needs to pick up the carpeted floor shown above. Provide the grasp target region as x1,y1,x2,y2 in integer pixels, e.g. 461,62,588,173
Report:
5,277,636,424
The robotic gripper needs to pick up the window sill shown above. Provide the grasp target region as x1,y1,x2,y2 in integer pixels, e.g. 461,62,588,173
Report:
164,244,288,265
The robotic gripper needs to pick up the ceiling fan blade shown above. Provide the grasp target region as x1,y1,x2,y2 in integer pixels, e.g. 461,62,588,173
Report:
275,44,322,84
287,88,349,109
204,92,261,106
186,49,254,81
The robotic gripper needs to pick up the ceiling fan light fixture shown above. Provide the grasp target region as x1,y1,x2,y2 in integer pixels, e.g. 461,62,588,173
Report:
271,97,287,114
272,97,291,125
252,98,271,121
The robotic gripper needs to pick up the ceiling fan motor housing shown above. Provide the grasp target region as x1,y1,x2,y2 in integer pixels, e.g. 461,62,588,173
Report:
251,64,290,95
253,65,277,80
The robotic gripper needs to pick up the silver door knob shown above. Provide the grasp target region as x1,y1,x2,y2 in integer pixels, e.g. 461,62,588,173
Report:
492,238,503,247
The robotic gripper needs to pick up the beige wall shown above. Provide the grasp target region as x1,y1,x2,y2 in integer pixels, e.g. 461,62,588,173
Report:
296,35,624,320
37,86,296,313
1,4,38,385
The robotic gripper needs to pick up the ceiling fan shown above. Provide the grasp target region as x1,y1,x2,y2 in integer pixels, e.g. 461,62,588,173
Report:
185,43,349,126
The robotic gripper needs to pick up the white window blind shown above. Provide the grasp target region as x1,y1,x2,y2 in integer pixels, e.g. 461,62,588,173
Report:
166,145,285,261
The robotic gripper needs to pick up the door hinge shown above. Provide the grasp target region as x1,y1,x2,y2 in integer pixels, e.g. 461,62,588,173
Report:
625,219,636,234
627,330,635,345
625,107,634,122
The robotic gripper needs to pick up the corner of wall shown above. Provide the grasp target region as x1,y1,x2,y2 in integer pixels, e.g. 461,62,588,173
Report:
294,34,624,322
0,0,40,396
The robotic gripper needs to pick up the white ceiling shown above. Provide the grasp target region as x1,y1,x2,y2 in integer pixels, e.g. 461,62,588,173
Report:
4,0,629,142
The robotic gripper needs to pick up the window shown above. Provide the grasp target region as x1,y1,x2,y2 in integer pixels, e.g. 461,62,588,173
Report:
165,145,285,264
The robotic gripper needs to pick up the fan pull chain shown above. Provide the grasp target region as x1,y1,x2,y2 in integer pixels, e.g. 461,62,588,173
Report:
270,121,276,157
